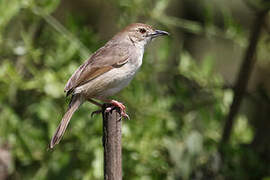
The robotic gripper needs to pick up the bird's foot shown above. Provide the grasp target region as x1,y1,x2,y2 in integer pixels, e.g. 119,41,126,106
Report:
106,100,130,120
91,109,102,117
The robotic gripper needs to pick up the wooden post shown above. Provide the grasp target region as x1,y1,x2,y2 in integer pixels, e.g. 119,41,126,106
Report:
102,104,122,180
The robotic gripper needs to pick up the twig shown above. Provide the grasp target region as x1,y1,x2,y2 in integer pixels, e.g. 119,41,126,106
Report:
220,10,268,147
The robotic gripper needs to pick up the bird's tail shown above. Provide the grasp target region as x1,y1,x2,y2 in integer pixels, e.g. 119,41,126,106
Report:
49,95,84,149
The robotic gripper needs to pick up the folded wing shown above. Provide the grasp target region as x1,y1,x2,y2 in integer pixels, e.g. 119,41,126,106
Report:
64,42,130,96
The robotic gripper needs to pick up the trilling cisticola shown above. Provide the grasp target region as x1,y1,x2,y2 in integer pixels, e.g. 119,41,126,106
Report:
49,23,169,149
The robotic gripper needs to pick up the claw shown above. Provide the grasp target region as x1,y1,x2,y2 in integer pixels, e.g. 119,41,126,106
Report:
121,112,130,120
91,109,102,117
108,100,130,120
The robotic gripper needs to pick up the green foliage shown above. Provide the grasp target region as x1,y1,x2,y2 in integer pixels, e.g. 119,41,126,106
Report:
0,0,269,179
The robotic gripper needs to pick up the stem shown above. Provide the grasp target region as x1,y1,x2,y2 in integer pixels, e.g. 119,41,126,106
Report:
220,10,268,146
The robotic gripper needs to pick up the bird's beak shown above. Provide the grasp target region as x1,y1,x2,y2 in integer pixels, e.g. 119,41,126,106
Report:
148,30,169,38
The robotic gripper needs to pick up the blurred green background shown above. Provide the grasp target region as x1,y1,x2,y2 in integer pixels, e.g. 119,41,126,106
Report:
0,0,270,179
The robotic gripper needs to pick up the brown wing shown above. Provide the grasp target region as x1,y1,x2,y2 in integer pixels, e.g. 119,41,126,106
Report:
64,42,129,96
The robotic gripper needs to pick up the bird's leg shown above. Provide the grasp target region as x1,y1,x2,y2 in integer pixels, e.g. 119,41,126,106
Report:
88,98,103,107
103,99,130,120
87,98,103,117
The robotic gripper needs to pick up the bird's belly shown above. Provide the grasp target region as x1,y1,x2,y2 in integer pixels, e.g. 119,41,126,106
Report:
74,62,140,98
97,75,132,98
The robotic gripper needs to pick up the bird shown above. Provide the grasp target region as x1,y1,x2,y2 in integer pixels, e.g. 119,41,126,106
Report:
49,23,169,149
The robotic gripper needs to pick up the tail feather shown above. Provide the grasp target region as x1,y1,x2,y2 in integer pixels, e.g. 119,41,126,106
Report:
49,95,83,149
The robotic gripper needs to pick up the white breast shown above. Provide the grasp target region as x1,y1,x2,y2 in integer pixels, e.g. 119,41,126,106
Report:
97,50,143,97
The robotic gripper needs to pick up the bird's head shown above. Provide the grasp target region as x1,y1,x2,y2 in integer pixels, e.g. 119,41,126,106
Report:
118,23,169,48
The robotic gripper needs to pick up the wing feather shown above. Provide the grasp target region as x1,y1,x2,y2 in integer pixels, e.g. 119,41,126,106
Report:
64,42,130,96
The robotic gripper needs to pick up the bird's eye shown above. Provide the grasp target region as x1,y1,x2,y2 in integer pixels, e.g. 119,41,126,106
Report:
139,28,146,34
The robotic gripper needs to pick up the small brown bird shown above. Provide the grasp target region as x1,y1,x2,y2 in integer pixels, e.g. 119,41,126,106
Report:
49,23,169,149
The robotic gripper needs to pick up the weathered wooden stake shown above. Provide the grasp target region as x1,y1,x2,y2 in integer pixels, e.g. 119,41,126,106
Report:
102,104,122,180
